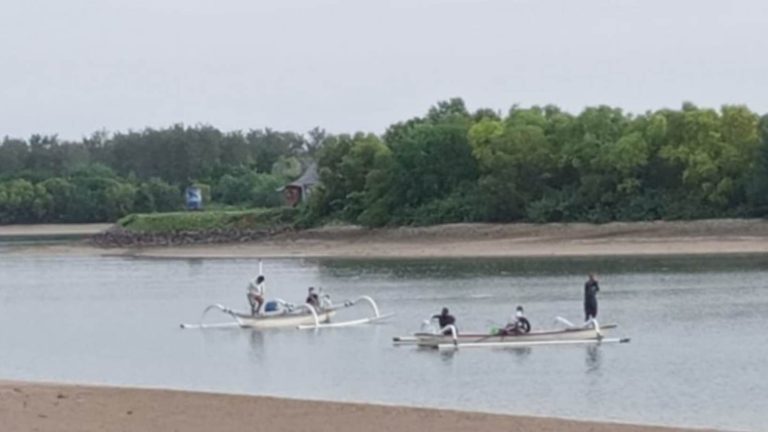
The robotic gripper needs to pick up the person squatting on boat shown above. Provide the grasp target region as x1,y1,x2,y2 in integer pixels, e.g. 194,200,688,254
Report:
584,273,600,322
499,305,531,335
247,275,266,315
433,307,457,335
306,287,321,309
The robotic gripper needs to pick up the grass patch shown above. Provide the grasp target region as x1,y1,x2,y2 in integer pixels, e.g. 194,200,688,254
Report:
117,207,298,232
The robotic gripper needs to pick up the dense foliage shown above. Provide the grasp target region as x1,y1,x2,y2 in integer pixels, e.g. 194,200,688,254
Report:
306,100,768,226
0,127,321,223
2,100,768,226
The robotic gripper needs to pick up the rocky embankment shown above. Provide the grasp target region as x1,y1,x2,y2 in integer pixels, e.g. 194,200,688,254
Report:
90,225,293,247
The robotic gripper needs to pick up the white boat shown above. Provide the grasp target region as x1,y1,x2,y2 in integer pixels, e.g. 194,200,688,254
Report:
393,317,629,350
181,260,392,331
181,295,393,330
212,305,337,329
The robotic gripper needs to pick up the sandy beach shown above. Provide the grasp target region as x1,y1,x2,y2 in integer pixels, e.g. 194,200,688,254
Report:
0,223,111,239
0,380,718,432
3,219,768,258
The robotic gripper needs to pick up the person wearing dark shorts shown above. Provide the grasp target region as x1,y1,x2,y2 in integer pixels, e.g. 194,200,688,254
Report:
306,287,321,309
584,273,600,322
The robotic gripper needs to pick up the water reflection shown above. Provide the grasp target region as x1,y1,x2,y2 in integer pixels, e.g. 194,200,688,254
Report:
317,254,768,279
439,350,456,361
248,330,265,361
505,347,532,361
585,345,602,373
186,258,205,274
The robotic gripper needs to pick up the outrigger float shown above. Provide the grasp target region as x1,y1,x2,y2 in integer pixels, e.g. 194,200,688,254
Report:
181,295,393,330
393,317,630,350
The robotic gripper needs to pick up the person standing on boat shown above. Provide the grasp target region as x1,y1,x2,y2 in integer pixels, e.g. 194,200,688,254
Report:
306,287,321,310
433,307,457,335
247,275,266,315
584,273,600,322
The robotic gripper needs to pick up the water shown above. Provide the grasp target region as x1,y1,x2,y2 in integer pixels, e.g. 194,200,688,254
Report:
1,253,767,431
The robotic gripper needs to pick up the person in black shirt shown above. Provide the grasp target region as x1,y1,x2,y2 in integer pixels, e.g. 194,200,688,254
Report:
306,287,321,309
584,273,600,322
433,307,457,335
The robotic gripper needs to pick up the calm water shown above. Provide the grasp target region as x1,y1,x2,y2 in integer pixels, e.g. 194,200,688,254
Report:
1,251,767,431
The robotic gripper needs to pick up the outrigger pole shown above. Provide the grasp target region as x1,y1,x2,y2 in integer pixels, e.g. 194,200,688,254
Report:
180,304,240,329
296,296,394,330
437,337,631,351
180,321,239,329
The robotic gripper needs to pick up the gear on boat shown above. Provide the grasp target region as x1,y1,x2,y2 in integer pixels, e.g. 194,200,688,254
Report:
497,305,531,335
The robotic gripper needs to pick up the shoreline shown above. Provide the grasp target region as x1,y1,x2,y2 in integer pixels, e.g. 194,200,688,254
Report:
3,219,768,259
0,380,720,432
0,223,111,239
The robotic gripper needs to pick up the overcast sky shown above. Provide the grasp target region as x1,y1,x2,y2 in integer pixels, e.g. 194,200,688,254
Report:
1,0,766,140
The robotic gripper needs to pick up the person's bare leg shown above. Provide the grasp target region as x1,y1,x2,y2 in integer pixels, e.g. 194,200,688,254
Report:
255,296,264,314
248,294,257,315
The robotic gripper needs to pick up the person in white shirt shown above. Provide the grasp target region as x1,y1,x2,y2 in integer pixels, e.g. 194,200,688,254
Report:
500,305,531,335
247,275,265,315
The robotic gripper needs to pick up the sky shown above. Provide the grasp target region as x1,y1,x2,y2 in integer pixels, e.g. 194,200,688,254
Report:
1,0,767,140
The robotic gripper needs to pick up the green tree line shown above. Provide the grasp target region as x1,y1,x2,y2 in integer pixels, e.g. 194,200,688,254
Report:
2,100,768,225
0,126,323,223
306,100,768,226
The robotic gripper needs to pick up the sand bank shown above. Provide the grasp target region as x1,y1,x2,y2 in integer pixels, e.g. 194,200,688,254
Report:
0,380,717,432
0,223,110,238
5,219,768,259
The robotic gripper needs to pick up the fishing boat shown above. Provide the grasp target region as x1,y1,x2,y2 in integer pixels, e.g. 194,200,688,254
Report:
180,260,393,331
393,317,629,350
181,295,393,330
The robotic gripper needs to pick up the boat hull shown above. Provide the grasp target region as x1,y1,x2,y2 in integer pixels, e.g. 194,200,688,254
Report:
233,310,337,329
396,324,616,347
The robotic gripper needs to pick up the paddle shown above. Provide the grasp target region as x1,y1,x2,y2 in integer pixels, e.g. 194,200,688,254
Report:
479,320,509,342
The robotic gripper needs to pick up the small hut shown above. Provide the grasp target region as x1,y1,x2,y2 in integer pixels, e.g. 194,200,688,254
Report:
280,163,319,207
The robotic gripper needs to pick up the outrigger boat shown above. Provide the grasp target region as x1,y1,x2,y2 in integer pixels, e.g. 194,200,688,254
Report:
393,316,629,350
180,261,393,331
181,295,393,330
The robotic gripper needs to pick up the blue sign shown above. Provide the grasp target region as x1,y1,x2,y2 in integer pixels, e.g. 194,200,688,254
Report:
185,186,203,210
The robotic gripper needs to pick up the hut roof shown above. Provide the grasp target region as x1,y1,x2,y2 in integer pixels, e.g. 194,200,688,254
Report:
281,162,319,190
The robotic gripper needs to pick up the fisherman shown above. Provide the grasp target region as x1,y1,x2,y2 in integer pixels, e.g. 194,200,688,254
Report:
247,275,266,315
306,287,321,309
500,305,531,335
584,273,600,322
432,307,457,335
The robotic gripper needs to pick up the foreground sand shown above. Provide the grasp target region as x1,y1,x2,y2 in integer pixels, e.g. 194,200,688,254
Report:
0,381,716,432
5,219,768,258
